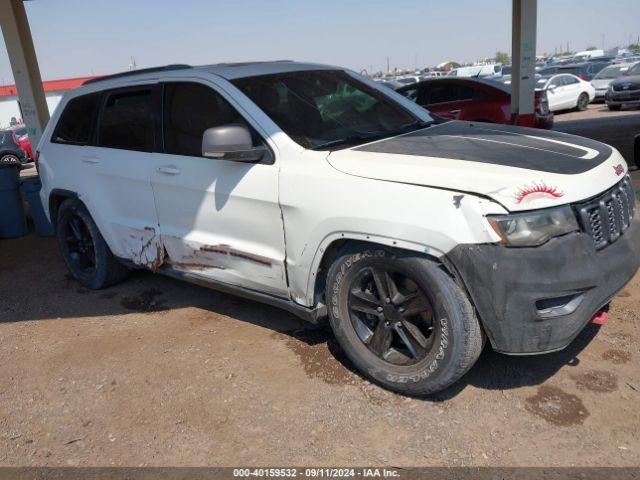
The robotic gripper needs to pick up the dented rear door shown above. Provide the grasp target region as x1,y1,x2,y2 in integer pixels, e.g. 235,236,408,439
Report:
84,85,163,269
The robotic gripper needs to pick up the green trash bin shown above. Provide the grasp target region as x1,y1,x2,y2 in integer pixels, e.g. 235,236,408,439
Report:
0,162,28,238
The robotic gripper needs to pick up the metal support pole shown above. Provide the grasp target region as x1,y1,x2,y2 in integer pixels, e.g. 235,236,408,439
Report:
511,0,537,127
0,0,49,148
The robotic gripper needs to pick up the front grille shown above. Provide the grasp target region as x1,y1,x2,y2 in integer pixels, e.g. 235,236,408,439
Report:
612,83,640,92
575,175,636,250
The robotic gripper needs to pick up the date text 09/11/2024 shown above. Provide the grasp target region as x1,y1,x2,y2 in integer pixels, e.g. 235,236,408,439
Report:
232,468,401,478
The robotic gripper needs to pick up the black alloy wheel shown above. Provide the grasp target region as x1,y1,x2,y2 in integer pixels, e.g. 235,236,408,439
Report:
63,213,97,275
347,265,439,366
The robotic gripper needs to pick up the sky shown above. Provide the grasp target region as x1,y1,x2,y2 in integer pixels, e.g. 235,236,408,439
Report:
1,0,640,84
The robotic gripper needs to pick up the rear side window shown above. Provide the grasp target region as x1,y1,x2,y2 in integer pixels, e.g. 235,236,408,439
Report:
98,89,154,152
163,82,261,157
52,93,101,145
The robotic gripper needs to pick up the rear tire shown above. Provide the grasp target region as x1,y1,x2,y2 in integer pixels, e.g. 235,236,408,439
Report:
576,93,589,111
325,246,483,396
607,104,622,111
56,198,129,289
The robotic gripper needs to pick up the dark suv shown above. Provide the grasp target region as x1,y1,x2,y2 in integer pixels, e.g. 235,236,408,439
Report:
606,62,640,110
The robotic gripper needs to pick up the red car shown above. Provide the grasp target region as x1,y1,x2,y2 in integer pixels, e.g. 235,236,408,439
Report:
396,77,554,129
5,124,33,160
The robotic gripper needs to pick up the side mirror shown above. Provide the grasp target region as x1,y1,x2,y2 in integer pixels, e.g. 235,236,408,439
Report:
202,124,265,163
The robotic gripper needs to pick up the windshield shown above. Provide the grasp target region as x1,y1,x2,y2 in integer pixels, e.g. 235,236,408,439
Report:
233,70,430,150
595,65,626,79
625,63,640,76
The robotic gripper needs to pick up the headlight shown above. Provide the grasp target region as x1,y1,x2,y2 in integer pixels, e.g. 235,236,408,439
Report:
487,206,579,247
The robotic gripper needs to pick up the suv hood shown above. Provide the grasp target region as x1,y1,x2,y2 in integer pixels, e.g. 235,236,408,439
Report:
610,75,640,88
327,121,627,212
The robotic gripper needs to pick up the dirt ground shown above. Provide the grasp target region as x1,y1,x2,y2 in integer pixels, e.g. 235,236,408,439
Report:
1,110,639,467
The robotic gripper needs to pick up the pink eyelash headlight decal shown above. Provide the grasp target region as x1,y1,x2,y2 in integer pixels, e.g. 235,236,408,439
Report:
514,182,564,204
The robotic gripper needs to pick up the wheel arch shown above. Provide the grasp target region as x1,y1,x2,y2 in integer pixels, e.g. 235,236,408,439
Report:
48,188,80,233
307,233,449,307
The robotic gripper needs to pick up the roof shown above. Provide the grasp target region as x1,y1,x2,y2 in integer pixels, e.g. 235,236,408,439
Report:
82,61,341,88
0,75,98,98
197,61,340,79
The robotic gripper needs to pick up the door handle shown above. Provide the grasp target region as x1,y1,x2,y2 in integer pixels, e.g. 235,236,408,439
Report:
449,109,461,114
156,165,181,175
81,155,100,164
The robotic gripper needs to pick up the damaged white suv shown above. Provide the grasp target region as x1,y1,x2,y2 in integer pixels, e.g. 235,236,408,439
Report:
38,62,639,395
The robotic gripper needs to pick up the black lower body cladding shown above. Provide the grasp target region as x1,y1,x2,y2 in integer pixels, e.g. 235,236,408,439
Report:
446,220,640,354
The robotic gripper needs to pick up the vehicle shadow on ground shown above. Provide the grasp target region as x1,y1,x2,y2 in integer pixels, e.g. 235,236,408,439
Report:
431,323,600,401
0,234,605,401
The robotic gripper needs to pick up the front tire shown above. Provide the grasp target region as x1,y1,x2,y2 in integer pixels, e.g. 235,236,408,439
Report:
326,247,483,396
576,93,589,111
607,104,622,111
56,198,129,289
0,154,20,165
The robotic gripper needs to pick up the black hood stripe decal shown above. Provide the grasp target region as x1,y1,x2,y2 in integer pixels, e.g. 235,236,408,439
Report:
354,121,612,175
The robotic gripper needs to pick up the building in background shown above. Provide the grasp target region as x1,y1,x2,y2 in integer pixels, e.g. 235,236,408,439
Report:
0,76,96,128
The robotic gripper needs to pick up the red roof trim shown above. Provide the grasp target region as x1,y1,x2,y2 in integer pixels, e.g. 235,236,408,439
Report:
0,76,100,98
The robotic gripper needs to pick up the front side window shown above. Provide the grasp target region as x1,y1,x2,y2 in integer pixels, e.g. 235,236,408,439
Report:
98,89,154,152
398,85,419,103
427,84,458,104
549,77,564,88
233,70,428,150
52,93,101,145
163,82,259,157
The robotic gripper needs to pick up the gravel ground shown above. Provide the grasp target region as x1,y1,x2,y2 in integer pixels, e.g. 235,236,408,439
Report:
1,110,639,467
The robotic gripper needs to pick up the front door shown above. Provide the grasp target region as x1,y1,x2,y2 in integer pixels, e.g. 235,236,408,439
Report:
150,81,288,297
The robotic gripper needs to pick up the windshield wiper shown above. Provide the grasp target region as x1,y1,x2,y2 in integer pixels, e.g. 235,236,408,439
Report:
312,120,432,151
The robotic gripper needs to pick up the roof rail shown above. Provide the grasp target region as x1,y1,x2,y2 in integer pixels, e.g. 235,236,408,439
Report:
83,64,193,85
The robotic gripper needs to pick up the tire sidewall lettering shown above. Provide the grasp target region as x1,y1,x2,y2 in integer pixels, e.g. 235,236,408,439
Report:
385,318,449,384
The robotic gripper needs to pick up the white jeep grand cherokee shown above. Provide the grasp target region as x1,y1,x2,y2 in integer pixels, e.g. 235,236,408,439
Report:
38,62,639,396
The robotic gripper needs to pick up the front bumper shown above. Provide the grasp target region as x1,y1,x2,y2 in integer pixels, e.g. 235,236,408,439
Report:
606,90,640,105
446,219,640,354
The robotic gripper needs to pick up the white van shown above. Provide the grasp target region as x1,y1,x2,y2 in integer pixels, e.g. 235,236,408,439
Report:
447,64,502,78
37,62,639,396
573,49,605,62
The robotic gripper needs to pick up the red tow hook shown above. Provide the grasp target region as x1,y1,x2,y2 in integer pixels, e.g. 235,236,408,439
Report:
591,310,609,325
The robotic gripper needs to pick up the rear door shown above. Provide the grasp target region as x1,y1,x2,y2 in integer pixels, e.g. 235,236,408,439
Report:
150,81,288,296
81,85,163,268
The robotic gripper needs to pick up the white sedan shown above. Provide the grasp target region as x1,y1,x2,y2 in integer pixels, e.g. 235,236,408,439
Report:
536,73,595,112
